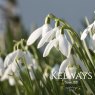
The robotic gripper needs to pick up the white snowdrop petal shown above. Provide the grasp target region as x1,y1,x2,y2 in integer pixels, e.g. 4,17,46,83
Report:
58,34,70,57
1,64,12,81
48,27,60,41
92,34,95,40
59,59,70,74
56,29,61,38
8,76,16,86
88,23,93,30
54,40,59,49
11,59,25,73
24,51,33,65
43,39,58,57
15,50,24,58
4,51,17,68
27,26,42,46
65,66,76,79
81,29,88,40
11,61,18,73
4,50,23,68
81,23,93,40
74,55,88,72
42,24,52,37
67,44,72,58
37,27,58,48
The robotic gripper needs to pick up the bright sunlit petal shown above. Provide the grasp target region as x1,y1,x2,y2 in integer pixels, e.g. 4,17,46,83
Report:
58,34,71,57
58,58,70,74
81,29,88,40
27,26,42,46
43,39,58,57
37,27,59,48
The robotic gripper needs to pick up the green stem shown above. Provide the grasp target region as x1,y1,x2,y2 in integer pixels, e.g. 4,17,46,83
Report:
0,83,4,95
83,40,95,69
15,85,20,95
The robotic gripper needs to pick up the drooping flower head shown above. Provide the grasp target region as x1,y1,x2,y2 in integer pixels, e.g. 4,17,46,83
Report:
1,38,38,85
43,28,72,57
37,20,61,48
81,21,95,40
27,16,52,46
58,53,88,79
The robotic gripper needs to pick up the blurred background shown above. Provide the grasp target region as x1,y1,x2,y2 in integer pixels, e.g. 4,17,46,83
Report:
8,0,95,30
0,0,95,53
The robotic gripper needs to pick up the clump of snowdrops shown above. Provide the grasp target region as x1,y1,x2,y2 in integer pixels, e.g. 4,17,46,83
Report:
0,14,95,95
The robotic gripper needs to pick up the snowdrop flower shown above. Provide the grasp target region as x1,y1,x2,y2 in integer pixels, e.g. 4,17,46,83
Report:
65,65,77,79
43,30,71,57
81,21,95,40
27,24,52,46
4,49,24,68
4,49,34,68
5,50,38,73
1,58,22,79
11,58,25,73
37,26,60,48
81,21,95,51
1,48,38,85
11,56,38,79
1,62,22,86
59,54,88,79
1,50,38,85
0,63,17,86
4,51,17,68
81,28,90,40
50,64,59,79
1,64,13,81
58,33,71,56
0,57,4,77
